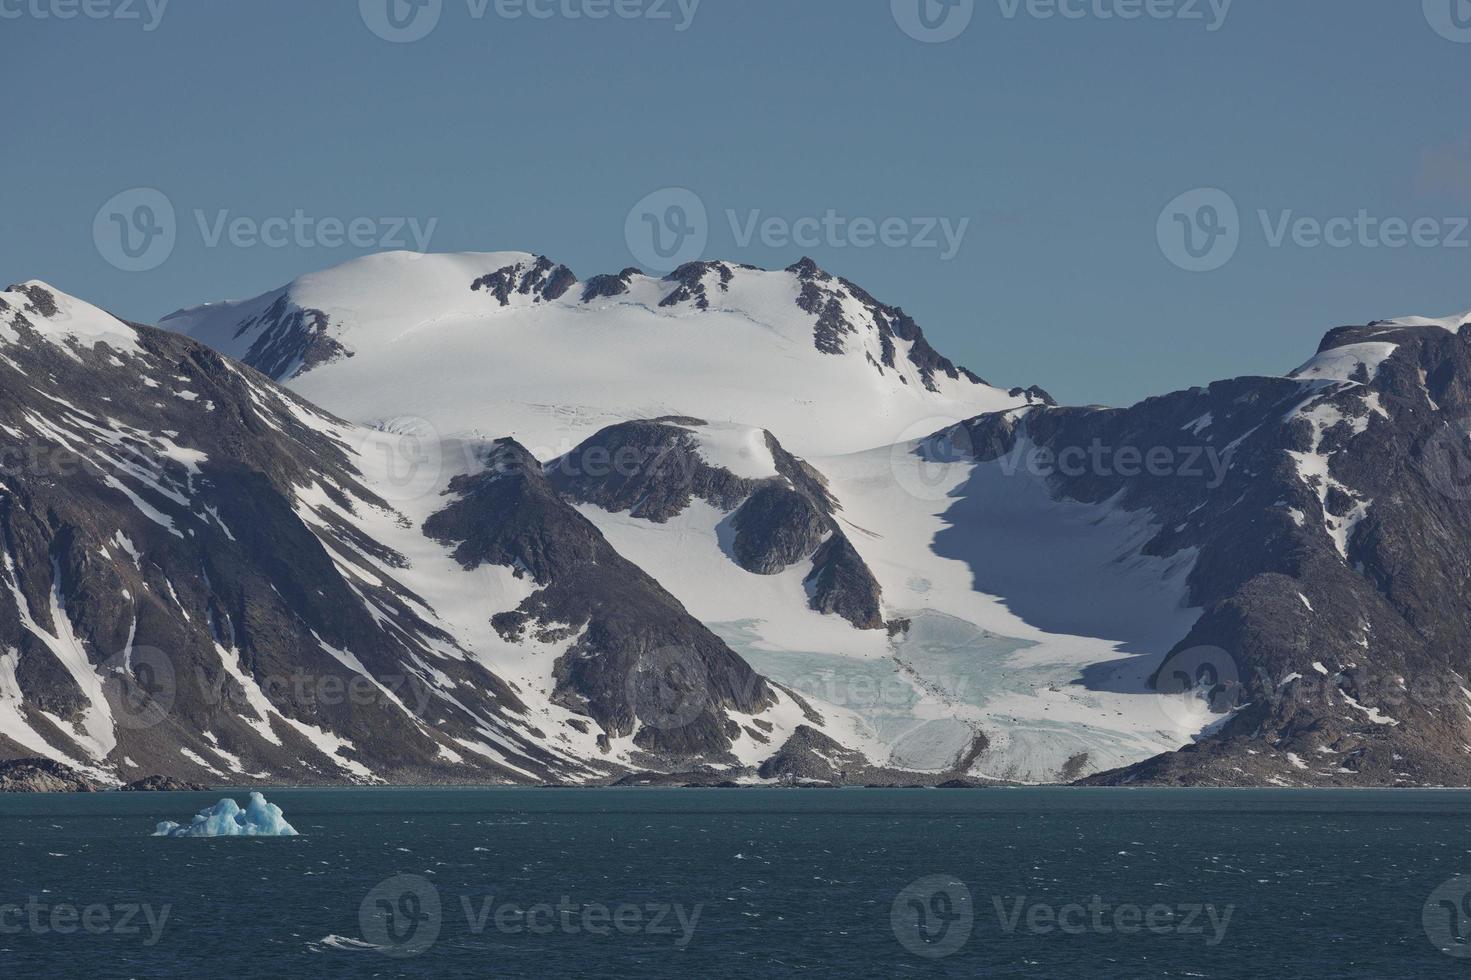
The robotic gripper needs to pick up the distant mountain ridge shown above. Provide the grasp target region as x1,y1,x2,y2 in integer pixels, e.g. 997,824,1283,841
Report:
163,250,1052,459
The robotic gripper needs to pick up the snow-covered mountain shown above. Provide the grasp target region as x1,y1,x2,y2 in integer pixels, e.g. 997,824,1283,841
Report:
163,251,1051,459
12,249,1471,787
0,281,877,786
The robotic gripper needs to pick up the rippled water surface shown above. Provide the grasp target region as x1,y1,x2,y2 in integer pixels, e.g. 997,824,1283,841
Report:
1,787,1468,978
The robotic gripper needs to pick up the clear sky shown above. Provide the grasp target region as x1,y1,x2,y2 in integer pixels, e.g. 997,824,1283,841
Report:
4,0,1470,407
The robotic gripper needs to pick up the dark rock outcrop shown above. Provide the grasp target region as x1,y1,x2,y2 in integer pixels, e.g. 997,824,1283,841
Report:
0,758,99,793
787,257,994,393
471,255,577,305
580,267,642,303
120,775,211,792
424,439,774,762
549,418,885,629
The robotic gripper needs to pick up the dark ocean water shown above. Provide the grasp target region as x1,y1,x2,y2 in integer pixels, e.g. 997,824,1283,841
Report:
2,787,1469,978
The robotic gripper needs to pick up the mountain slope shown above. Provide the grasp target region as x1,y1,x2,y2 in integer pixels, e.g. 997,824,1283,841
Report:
1073,313,1471,785
0,282,867,786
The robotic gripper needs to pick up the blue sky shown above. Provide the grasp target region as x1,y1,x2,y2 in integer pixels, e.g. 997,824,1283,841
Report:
4,0,1471,406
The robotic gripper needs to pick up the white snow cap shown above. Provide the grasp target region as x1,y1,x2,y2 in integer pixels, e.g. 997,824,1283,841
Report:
0,281,142,356
163,250,1030,457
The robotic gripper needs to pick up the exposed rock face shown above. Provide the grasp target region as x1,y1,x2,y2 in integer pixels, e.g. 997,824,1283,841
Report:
757,725,872,782
580,267,642,303
0,758,99,793
659,261,740,310
233,295,351,381
424,439,774,762
0,283,613,786
545,417,754,521
757,726,987,785
731,484,827,573
120,774,211,792
548,418,885,629
937,317,1471,786
786,256,1039,397
805,535,883,630
471,255,577,305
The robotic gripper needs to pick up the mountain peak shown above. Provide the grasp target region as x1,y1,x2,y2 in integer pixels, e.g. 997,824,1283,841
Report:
0,280,142,356
162,249,1040,455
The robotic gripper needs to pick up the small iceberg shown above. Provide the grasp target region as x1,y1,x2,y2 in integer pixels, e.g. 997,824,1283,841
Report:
152,792,299,837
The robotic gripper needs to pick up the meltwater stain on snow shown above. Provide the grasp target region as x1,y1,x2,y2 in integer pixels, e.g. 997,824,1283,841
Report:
152,792,299,837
